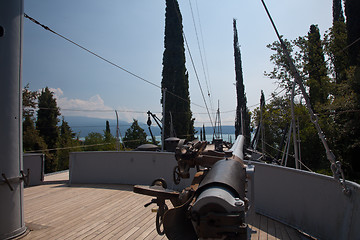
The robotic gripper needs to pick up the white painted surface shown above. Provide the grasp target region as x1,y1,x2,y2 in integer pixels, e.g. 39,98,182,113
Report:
69,151,194,191
0,0,26,238
23,154,44,186
247,161,360,240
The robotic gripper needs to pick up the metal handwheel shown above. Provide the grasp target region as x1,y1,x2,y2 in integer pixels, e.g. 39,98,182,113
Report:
156,203,168,235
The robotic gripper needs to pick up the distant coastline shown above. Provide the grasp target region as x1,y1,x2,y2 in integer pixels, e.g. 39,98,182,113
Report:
63,115,235,140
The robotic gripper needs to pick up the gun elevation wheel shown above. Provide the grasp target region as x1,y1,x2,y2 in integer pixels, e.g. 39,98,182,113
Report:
156,203,168,235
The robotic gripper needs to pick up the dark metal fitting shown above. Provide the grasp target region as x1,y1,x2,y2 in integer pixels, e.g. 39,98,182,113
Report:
1,173,14,191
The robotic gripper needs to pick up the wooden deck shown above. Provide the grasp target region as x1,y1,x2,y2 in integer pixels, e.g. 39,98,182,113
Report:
19,171,303,240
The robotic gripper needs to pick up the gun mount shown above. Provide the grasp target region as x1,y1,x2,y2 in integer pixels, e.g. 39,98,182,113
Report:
133,135,250,240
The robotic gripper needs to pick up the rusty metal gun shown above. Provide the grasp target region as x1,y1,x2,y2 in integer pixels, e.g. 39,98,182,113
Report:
133,135,249,240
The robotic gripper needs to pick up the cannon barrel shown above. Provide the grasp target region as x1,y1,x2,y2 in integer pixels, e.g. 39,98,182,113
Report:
190,136,248,240
190,159,247,239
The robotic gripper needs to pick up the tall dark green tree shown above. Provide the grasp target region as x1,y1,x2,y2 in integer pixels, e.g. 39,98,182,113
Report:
103,120,117,150
36,87,60,173
161,0,195,140
104,120,111,142
326,0,348,84
23,115,47,152
202,124,206,141
305,25,330,109
22,84,47,152
345,0,360,66
36,87,60,149
23,84,38,119
333,0,344,22
233,19,250,145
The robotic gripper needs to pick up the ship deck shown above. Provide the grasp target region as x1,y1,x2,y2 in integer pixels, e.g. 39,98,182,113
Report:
19,171,303,240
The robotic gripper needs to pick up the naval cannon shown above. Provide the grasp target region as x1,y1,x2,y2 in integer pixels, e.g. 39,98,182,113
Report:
133,135,250,240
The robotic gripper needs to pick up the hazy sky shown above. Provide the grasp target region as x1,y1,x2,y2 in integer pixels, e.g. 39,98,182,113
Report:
23,0,332,126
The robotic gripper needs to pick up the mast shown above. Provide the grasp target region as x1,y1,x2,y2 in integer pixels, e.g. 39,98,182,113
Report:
0,0,27,238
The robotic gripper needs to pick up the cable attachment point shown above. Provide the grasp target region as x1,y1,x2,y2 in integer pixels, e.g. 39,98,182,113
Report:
331,161,351,196
1,173,14,191
20,169,30,187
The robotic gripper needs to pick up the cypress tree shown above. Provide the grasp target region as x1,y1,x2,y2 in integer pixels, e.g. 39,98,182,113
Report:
233,19,250,145
305,25,330,109
345,0,360,66
202,124,206,141
36,87,60,149
106,120,111,134
104,120,112,142
161,0,194,140
333,0,344,22
36,87,60,173
22,84,47,152
329,0,348,84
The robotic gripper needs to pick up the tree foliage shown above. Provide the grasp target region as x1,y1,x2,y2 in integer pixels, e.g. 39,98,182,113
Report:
23,83,39,118
260,0,360,182
123,119,148,149
161,0,195,140
252,96,329,171
23,85,81,173
345,0,360,66
22,85,46,152
326,0,348,84
23,115,47,152
36,87,60,150
265,37,307,94
305,25,330,109
233,19,251,145
57,118,81,170
83,121,117,151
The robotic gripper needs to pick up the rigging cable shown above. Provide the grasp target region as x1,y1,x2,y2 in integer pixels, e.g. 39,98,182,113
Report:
170,0,215,130
260,0,350,194
23,13,206,110
188,0,214,112
195,0,212,98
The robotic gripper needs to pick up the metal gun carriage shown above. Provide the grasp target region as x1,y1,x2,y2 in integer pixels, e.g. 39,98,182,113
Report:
134,135,251,240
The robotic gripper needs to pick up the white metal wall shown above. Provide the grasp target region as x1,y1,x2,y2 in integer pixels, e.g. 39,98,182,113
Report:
248,161,360,240
23,154,44,186
69,151,195,191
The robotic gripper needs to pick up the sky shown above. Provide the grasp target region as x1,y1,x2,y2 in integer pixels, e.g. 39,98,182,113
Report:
23,0,333,127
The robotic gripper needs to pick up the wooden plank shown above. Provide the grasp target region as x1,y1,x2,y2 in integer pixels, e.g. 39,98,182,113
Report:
62,194,149,240
247,211,260,240
259,214,268,240
272,218,284,239
127,216,157,239
21,173,304,240
278,219,291,240
267,217,277,240
284,225,302,240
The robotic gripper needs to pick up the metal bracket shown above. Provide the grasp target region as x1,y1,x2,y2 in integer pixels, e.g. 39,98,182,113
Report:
1,169,30,191
20,169,30,187
1,173,14,191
